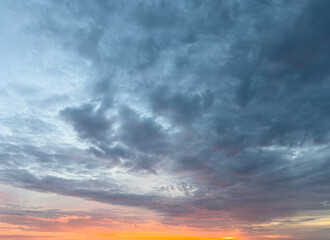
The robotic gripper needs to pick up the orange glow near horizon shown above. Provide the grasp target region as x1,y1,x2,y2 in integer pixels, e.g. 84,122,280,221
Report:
0,185,246,240
95,232,241,240
0,221,244,240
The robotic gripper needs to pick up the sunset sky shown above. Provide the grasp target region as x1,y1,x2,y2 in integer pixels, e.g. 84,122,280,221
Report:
1,0,330,239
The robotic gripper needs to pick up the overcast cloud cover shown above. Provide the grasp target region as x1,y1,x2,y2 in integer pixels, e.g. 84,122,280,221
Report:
1,0,330,239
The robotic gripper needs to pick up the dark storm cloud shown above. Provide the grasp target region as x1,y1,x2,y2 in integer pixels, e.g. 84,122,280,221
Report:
47,0,330,218
2,0,330,230
118,106,167,153
60,103,169,171
149,86,214,125
267,0,330,84
60,103,112,143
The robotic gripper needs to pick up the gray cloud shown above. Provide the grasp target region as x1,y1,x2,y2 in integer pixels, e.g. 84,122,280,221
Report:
1,0,330,238
60,103,112,143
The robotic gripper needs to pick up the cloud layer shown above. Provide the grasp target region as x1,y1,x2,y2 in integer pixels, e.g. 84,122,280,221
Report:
1,0,330,239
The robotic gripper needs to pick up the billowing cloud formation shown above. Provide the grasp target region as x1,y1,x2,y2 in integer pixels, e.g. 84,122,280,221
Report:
1,0,330,239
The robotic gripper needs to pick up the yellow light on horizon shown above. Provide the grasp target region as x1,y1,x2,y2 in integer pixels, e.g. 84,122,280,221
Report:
97,233,241,240
263,235,291,239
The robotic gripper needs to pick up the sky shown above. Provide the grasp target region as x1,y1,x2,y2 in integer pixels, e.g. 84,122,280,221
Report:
0,0,330,239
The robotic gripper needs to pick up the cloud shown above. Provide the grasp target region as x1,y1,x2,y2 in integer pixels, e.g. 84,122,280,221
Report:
1,0,330,238
0,203,143,233
60,103,113,143
0,236,53,239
